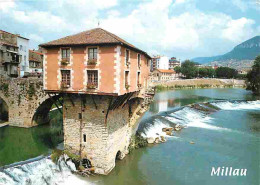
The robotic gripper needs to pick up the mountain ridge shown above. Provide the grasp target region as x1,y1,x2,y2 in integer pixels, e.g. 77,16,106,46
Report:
192,36,260,65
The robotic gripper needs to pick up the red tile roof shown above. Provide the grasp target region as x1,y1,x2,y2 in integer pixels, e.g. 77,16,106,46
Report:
0,41,18,48
29,49,43,55
156,69,175,73
0,30,29,40
40,28,151,58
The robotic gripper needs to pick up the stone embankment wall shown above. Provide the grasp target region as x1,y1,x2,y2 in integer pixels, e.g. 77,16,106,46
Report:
63,93,150,175
151,78,245,88
0,77,50,127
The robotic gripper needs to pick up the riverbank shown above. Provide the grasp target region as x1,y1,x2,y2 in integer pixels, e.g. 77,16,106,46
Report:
0,122,8,128
151,78,245,90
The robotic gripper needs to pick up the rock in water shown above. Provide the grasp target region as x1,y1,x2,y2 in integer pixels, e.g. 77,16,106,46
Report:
190,141,195,144
162,127,173,132
174,124,182,131
160,136,166,142
154,137,160,144
162,127,174,136
166,130,173,136
147,137,155,144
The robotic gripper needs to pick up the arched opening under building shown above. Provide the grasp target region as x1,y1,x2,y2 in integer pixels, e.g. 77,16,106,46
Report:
82,158,92,169
0,97,8,122
116,150,122,161
31,95,64,149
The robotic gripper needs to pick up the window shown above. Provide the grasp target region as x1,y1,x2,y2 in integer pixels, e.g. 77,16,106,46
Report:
61,70,71,87
20,45,23,51
78,113,82,119
125,71,129,87
137,54,141,67
88,48,98,59
125,49,129,65
83,134,86,142
137,72,140,85
24,56,26,62
61,48,70,59
87,70,98,86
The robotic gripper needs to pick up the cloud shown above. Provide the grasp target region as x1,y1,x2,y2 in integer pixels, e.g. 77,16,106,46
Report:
222,17,255,42
231,0,248,11
0,0,258,58
28,34,44,43
0,0,16,13
174,0,189,4
99,0,258,58
12,10,74,32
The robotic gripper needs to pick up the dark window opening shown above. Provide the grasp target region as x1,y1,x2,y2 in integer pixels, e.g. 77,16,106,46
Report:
125,49,129,65
137,72,140,85
83,134,86,142
78,113,82,119
138,54,141,67
125,71,129,88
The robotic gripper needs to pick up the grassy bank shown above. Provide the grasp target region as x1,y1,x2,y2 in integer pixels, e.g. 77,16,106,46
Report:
153,78,245,90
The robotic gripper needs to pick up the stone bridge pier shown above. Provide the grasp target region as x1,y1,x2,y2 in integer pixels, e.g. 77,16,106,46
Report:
63,92,151,174
0,77,57,127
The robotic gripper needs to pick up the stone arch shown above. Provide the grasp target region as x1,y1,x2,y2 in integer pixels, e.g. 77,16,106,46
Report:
0,93,9,122
32,95,62,125
115,150,125,161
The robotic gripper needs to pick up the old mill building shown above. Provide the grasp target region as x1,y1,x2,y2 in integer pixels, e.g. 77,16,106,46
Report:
40,28,153,174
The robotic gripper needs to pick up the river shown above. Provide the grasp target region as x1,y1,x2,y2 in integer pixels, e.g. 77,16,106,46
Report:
0,88,259,185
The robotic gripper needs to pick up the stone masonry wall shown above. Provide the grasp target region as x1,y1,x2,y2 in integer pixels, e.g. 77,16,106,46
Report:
63,93,148,175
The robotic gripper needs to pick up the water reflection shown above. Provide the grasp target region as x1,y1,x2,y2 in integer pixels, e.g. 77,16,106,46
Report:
149,88,255,115
0,110,63,166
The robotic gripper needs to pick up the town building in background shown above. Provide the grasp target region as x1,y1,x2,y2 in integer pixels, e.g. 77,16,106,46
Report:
151,69,178,82
29,50,43,77
0,30,30,78
0,30,20,77
17,35,29,77
169,57,181,70
151,55,169,71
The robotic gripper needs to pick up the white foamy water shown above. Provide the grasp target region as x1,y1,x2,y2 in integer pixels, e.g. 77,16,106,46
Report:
0,157,92,185
166,107,230,131
141,119,171,138
211,100,260,110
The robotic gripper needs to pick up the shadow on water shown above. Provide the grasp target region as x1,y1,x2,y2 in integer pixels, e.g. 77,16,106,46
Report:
0,110,63,166
88,147,150,185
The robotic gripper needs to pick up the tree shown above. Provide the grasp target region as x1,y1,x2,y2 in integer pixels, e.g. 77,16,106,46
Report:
207,68,216,78
198,68,208,78
180,60,198,79
246,56,260,95
174,66,182,74
215,67,238,78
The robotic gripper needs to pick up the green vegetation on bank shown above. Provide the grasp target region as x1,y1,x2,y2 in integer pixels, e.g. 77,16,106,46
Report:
246,55,260,95
128,133,147,153
155,83,235,91
175,60,239,79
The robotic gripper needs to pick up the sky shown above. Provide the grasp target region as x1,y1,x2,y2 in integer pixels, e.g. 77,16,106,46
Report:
0,0,259,60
